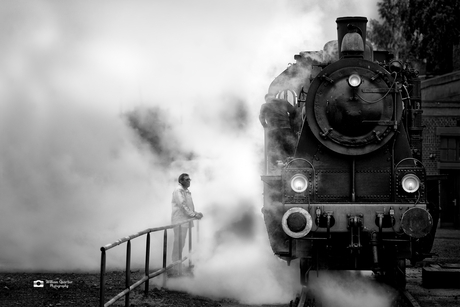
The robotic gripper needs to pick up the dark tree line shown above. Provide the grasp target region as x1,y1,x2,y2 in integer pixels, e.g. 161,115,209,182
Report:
367,0,460,75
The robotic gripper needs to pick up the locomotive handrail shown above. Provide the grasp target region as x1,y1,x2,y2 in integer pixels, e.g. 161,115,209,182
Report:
276,89,298,107
357,71,398,104
99,218,199,307
394,157,425,206
394,157,425,168
284,158,316,174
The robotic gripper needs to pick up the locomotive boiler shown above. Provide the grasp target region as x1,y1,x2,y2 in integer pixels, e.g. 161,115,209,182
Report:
260,16,436,293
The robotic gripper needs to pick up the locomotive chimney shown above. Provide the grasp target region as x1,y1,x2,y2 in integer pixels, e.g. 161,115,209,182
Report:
336,16,368,59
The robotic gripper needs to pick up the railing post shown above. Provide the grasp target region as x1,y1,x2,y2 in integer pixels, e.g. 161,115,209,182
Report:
178,224,182,275
144,233,150,296
99,219,200,305
163,229,167,286
125,240,131,307
100,248,106,307
189,221,193,268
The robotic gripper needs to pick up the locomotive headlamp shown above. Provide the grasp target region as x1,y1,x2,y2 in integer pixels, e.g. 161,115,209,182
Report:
348,74,361,88
389,60,403,73
290,174,308,193
281,207,313,238
401,174,420,193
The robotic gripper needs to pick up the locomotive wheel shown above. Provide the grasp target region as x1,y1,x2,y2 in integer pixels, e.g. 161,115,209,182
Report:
395,259,407,290
300,257,310,285
297,286,309,307
292,259,316,307
382,258,406,290
290,297,299,307
290,286,313,307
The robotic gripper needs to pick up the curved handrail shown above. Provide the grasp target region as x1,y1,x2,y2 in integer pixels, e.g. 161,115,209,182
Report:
100,217,199,307
101,218,196,251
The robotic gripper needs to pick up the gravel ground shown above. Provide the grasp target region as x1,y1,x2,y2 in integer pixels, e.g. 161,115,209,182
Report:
405,227,460,307
1,228,458,307
0,270,228,307
430,228,460,262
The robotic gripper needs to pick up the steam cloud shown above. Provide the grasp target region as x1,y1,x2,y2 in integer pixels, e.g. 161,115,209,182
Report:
1,0,379,304
308,271,394,307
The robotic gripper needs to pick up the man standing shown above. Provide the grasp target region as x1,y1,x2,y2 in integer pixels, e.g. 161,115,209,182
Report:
171,173,203,274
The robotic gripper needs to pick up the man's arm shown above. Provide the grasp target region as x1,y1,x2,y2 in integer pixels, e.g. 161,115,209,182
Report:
173,189,197,218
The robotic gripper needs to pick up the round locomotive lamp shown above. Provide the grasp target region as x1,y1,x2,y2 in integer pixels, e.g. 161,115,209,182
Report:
389,60,403,73
401,174,420,193
348,74,361,88
281,208,312,238
290,174,308,193
401,207,433,238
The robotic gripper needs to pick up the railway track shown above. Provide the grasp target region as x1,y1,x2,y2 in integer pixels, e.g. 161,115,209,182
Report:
289,287,422,307
400,290,422,307
287,271,425,307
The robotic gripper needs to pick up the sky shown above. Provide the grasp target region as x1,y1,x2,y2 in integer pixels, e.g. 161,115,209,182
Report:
0,0,381,304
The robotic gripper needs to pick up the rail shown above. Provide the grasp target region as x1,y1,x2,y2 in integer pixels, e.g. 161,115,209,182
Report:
99,218,199,307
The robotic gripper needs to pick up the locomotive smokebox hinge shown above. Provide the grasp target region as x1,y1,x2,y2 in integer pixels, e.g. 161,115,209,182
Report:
319,73,334,84
320,127,333,139
372,130,382,142
370,70,384,81
362,119,396,127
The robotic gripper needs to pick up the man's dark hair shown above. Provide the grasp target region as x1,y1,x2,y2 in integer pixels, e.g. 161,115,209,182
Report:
178,173,189,183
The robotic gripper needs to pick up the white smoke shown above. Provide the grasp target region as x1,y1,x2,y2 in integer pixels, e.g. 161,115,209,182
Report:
308,271,395,307
0,0,379,304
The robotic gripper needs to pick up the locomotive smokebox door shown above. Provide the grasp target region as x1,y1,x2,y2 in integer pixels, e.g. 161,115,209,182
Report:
304,58,401,156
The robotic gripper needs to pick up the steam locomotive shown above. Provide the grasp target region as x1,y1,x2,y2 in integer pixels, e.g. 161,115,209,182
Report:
260,16,436,292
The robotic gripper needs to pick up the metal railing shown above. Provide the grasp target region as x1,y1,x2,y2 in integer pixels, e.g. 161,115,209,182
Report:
99,218,199,307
